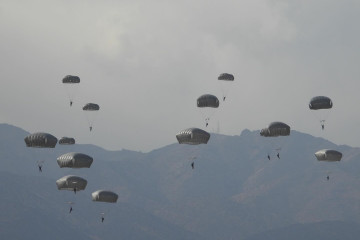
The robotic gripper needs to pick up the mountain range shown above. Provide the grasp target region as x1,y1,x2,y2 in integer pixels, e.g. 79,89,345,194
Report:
1,123,360,240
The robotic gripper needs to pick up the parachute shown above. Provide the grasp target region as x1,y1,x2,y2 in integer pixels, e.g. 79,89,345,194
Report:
176,128,210,168
218,73,234,81
197,94,220,108
92,190,118,203
83,103,100,132
176,128,210,145
315,149,342,180
260,122,290,159
83,103,100,111
92,190,118,222
315,149,342,162
62,75,80,107
59,137,75,145
309,96,333,130
56,175,87,191
260,122,291,137
309,96,332,110
24,132,58,148
197,94,219,127
57,152,93,168
218,73,234,101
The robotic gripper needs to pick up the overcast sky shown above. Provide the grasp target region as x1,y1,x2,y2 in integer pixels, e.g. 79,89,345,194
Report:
0,0,359,152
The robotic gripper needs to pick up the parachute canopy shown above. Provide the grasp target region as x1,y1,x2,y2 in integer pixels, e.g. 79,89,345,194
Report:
197,94,219,108
56,175,87,191
309,96,332,110
57,152,93,168
315,149,342,162
260,122,290,137
62,75,80,84
92,190,118,203
83,103,100,111
82,103,100,131
218,73,234,81
59,137,75,145
176,128,210,145
24,132,58,148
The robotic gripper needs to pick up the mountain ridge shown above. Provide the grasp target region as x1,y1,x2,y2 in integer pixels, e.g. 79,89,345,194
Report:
1,123,360,239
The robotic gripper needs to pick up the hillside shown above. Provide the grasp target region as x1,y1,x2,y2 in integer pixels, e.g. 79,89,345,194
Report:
1,123,360,239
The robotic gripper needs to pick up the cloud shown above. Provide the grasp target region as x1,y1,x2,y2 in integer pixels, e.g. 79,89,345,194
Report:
0,0,359,151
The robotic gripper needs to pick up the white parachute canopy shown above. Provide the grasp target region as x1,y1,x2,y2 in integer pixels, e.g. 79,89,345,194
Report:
92,190,118,203
315,149,342,162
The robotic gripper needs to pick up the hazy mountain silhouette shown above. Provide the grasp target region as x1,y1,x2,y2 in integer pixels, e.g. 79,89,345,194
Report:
1,123,360,239
245,221,360,240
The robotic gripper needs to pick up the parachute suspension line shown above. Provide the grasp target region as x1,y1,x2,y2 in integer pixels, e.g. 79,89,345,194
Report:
311,110,331,130
184,144,200,164
188,145,201,170
62,82,80,107
200,111,216,128
197,94,219,128
217,73,234,101
219,83,229,102
260,122,290,160
83,110,99,131
309,96,333,130
321,109,332,130
274,137,285,159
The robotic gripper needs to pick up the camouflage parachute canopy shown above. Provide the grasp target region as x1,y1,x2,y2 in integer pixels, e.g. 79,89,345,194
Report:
260,122,290,137
309,96,332,110
59,137,75,145
218,73,234,81
24,132,58,148
92,190,118,203
62,75,80,84
83,103,100,111
315,149,342,162
197,94,219,108
176,128,210,145
56,175,87,191
57,152,93,168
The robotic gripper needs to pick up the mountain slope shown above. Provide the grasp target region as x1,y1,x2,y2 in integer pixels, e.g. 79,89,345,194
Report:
1,123,360,239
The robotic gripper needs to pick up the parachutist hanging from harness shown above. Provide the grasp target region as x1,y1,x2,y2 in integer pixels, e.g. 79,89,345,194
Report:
260,122,290,162
206,117,210,127
309,96,332,130
191,162,195,169
36,160,45,173
62,75,80,109
197,95,219,129
83,103,100,133
315,149,342,183
69,206,73,213
320,120,325,130
218,73,234,102
101,216,105,223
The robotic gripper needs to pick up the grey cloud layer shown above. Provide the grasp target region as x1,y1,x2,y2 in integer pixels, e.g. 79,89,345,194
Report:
0,0,359,151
